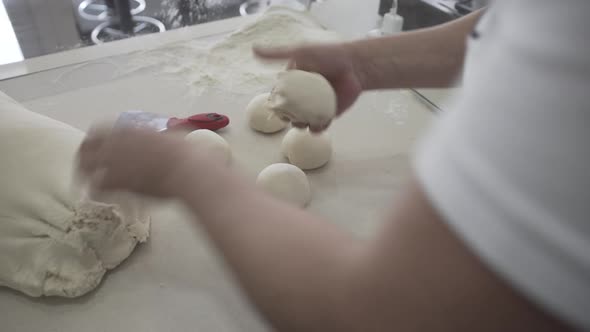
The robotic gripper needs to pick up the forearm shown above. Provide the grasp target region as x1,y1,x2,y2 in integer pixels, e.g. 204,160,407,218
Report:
350,10,483,90
167,153,567,332
178,158,364,331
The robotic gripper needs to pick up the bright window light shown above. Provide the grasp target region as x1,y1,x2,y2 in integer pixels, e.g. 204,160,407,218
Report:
0,1,24,65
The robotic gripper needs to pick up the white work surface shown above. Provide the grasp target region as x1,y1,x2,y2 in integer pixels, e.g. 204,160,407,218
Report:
0,9,434,332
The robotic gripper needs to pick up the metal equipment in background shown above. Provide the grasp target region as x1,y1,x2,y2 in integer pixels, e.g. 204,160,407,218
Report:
379,0,488,30
238,0,315,16
77,0,166,44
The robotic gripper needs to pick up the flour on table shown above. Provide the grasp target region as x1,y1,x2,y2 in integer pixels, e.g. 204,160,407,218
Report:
124,7,341,97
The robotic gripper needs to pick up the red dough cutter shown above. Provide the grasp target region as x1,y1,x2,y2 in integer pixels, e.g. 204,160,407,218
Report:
115,110,229,132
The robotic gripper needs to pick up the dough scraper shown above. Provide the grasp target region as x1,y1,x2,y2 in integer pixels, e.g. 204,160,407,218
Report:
114,110,230,132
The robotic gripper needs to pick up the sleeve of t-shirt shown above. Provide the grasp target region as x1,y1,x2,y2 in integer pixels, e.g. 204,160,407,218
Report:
414,1,590,330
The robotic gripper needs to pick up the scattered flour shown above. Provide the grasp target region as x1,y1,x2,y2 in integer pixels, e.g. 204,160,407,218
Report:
123,7,341,97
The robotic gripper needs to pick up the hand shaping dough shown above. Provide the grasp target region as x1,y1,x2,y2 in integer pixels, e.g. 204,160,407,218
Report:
246,92,288,133
256,163,311,208
0,91,150,298
185,129,232,164
268,70,337,128
282,128,332,170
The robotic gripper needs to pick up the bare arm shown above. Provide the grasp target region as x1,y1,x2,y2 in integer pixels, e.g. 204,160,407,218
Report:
254,10,483,113
78,129,570,331
351,10,483,90
176,154,569,332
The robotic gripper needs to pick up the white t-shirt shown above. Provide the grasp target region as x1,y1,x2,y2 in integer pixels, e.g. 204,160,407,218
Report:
415,0,590,330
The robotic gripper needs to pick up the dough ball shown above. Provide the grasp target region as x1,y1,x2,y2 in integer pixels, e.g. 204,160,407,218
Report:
246,92,288,133
268,70,337,128
281,128,332,170
256,163,311,208
185,129,231,164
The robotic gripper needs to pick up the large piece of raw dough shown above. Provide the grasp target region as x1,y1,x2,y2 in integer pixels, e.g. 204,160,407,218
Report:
0,91,150,298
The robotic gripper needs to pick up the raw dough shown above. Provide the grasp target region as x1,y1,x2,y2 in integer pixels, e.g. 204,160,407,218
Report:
0,91,150,298
268,70,337,128
282,128,332,170
185,129,232,164
246,92,288,133
256,163,311,208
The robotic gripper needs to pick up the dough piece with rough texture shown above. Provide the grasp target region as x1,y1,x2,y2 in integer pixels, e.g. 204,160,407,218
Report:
256,163,311,208
246,92,288,134
0,91,150,298
282,128,332,170
268,70,337,128
185,129,232,164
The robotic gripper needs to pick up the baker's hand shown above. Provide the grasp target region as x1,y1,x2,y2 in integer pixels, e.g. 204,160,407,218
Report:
254,43,364,116
77,127,197,198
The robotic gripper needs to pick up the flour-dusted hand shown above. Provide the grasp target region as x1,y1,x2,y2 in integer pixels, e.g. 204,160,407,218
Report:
254,43,364,119
78,127,203,198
